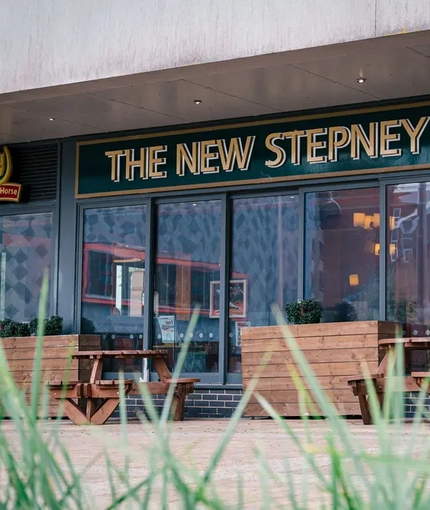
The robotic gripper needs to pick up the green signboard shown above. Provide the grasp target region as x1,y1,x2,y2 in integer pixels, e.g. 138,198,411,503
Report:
76,101,430,198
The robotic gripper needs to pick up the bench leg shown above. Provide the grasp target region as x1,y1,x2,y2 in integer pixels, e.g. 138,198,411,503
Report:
358,394,372,425
171,394,186,421
90,399,120,425
63,399,89,426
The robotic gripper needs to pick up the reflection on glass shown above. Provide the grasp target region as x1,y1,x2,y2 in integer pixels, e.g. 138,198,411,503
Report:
153,201,221,374
387,183,430,335
0,213,53,322
305,189,380,321
228,196,299,373
81,205,147,374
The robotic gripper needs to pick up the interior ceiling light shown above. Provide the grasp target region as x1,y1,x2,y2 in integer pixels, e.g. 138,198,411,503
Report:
48,117,55,121
357,77,366,84
194,99,202,105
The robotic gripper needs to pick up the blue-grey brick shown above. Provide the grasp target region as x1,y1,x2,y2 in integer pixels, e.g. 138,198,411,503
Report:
208,401,225,408
202,394,217,400
224,401,239,408
217,395,233,401
217,409,233,417
190,399,205,407
188,393,202,400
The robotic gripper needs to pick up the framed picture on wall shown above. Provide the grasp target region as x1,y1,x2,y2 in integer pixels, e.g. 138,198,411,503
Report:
209,279,247,318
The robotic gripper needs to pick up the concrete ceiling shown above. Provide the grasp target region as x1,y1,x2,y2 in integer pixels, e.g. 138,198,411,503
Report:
1,31,430,145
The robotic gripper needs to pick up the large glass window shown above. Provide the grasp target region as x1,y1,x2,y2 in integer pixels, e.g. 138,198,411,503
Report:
305,189,380,321
228,195,299,373
0,212,53,321
78,184,430,381
387,182,430,332
81,205,147,374
152,200,221,375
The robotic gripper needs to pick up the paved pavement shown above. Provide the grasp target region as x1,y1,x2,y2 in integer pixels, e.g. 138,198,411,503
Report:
2,418,427,508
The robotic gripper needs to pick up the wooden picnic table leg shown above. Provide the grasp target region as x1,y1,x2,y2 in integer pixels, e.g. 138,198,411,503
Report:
62,399,89,426
89,357,103,383
377,351,390,375
153,358,172,380
357,394,372,425
153,358,193,421
86,358,103,419
378,345,399,376
90,399,120,425
171,392,186,421
86,400,97,420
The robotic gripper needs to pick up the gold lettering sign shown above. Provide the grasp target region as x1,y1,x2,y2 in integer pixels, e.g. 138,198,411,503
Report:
90,111,430,197
0,147,22,202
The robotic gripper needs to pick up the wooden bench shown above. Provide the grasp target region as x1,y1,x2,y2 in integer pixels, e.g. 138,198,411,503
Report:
48,350,200,424
347,374,385,425
49,377,200,424
48,379,135,425
130,378,200,421
347,373,422,424
411,372,430,391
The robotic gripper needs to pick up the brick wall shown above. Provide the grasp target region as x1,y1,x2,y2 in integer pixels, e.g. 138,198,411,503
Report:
124,388,243,419
405,392,430,418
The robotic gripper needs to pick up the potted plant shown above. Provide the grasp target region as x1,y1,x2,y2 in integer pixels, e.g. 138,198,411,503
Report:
334,299,357,322
0,316,64,338
285,298,323,325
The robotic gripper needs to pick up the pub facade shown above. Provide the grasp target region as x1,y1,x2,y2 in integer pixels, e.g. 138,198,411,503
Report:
2,98,430,417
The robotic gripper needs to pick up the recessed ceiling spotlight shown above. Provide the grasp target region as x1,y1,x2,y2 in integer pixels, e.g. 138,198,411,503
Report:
194,99,202,105
357,77,366,84
192,203,197,206
48,117,55,121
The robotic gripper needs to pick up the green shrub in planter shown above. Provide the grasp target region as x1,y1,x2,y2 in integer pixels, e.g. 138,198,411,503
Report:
81,317,96,334
29,316,63,336
0,319,30,338
334,299,357,322
285,298,323,325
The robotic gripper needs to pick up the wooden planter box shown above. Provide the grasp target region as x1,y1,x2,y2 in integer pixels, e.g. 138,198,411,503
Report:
241,321,399,418
1,334,100,417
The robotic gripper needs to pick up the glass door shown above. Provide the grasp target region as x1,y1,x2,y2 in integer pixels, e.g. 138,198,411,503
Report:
152,199,222,382
304,187,380,321
80,204,148,378
227,194,299,381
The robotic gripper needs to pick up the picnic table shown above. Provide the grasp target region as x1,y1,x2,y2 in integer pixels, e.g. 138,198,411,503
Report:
348,337,430,424
48,350,199,425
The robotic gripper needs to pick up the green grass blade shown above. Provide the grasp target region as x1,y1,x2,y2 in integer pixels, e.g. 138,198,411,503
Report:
30,270,49,420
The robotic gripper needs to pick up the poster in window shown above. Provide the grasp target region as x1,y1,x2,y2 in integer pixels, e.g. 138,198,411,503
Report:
157,315,175,343
235,321,251,347
209,279,247,318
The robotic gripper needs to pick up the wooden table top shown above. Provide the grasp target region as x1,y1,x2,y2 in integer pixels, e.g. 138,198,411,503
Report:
379,337,430,348
72,349,167,359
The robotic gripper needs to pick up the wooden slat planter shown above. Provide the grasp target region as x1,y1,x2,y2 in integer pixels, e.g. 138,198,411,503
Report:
241,321,399,418
1,334,100,417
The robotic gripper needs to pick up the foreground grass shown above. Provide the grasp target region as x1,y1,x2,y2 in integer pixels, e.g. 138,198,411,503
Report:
0,280,430,508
